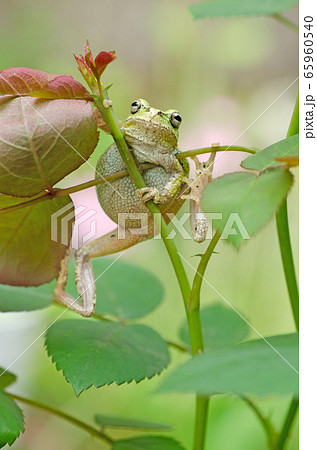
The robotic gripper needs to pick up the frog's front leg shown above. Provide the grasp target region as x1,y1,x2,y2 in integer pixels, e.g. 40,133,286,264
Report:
54,224,154,317
136,157,185,204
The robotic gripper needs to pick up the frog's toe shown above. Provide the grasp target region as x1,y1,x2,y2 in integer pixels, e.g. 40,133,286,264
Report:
181,193,201,203
136,187,162,203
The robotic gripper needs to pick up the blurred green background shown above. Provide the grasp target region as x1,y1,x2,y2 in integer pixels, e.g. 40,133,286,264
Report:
0,0,298,449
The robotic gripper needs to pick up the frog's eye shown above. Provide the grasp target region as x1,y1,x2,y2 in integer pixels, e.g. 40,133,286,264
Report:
130,100,142,114
170,112,182,129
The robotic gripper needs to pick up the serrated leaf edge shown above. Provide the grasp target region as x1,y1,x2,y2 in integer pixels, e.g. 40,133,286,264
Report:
44,323,171,396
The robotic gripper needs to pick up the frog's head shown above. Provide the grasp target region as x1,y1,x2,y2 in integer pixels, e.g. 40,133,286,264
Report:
123,99,182,149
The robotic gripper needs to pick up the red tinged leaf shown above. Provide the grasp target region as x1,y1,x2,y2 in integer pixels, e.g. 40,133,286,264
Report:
84,40,95,72
0,96,99,197
30,75,91,99
0,67,57,95
0,68,90,100
95,51,116,77
73,54,89,75
0,195,74,286
74,42,117,90
275,155,299,168
74,53,98,93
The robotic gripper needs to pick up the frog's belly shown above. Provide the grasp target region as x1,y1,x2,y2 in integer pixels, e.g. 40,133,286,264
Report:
96,144,170,225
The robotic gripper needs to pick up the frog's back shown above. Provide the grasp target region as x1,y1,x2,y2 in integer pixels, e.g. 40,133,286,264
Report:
96,144,172,225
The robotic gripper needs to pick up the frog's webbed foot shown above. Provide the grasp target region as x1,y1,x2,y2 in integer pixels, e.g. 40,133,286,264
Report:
54,226,155,317
136,187,163,203
190,211,210,243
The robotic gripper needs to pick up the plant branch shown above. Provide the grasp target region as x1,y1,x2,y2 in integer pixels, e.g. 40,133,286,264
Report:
275,397,299,449
188,231,221,450
276,201,299,329
271,14,299,33
7,392,113,445
188,231,222,311
242,396,277,449
275,93,299,330
286,93,299,142
93,81,210,450
0,147,254,216
166,340,190,353
0,164,155,216
193,396,210,450
275,93,299,449
177,145,256,160
0,191,54,216
55,164,155,196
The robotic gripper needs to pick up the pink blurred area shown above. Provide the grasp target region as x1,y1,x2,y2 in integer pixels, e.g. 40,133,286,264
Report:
69,177,116,247
181,94,252,178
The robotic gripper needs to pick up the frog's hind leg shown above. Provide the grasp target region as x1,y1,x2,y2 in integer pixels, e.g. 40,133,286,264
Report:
54,185,188,317
54,223,154,317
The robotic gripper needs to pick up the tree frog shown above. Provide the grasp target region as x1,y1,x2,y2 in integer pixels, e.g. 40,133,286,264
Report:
54,99,191,316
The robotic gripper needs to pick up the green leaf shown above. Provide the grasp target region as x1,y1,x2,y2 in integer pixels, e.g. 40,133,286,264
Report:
45,320,170,396
201,168,293,248
0,391,24,448
0,195,73,286
112,436,186,450
160,333,298,396
0,369,17,390
0,282,54,312
65,258,164,320
179,303,249,350
241,135,299,171
189,0,298,20
0,96,99,197
94,414,170,431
